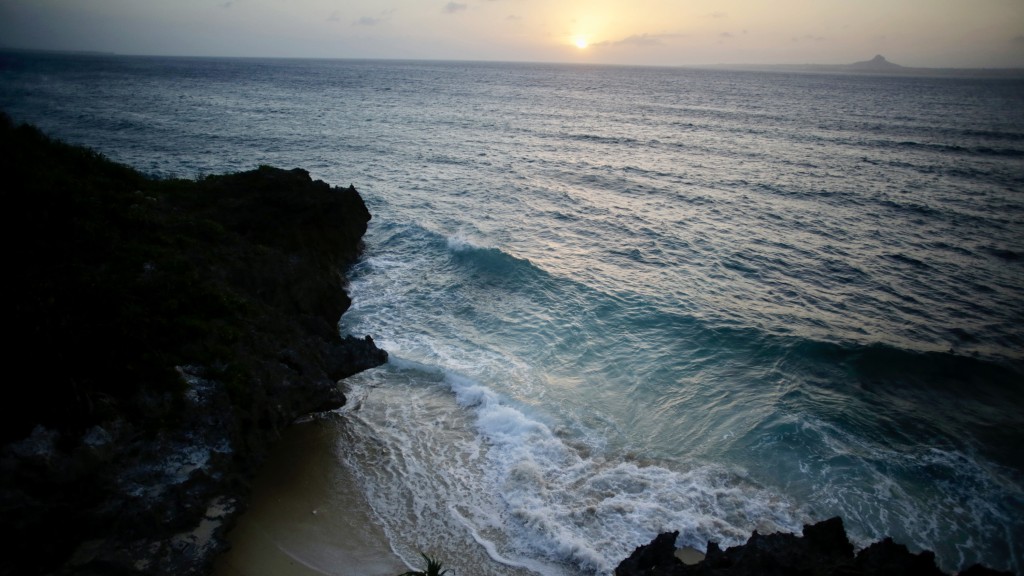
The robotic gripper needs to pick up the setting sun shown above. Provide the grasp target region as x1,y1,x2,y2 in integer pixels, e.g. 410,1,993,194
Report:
574,36,588,49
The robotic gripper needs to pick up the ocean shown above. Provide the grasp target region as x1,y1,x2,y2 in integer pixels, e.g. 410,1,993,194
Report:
2,53,1022,575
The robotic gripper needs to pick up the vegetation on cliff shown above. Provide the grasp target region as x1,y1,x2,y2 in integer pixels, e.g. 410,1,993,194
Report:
0,113,386,575
398,553,450,576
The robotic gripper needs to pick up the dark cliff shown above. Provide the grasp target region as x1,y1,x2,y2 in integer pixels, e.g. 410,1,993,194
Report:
615,517,1014,576
0,114,386,575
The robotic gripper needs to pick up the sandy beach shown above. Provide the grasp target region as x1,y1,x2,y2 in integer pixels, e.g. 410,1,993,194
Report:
213,417,408,576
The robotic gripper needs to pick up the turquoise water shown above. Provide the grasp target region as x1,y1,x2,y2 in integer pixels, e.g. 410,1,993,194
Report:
2,53,1022,574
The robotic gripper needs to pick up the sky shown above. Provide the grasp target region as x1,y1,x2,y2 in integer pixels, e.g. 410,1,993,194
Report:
1,0,1023,68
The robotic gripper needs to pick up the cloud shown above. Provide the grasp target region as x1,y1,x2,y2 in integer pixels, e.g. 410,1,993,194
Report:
219,1,235,8
505,14,521,22
705,12,726,19
328,11,341,22
443,2,467,14
720,32,733,38
792,34,826,43
622,34,664,46
353,9,395,26
1013,35,1024,44
593,33,684,48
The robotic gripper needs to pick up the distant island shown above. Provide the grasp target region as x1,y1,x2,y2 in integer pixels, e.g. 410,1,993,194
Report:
709,54,1024,78
847,54,905,71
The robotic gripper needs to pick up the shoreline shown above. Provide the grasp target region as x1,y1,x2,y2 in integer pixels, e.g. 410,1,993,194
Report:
217,416,1016,576
214,417,407,576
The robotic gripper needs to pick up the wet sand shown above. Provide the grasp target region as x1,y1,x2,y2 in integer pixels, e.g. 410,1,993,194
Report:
213,417,408,576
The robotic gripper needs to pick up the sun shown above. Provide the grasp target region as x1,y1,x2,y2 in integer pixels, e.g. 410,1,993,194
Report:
574,36,589,49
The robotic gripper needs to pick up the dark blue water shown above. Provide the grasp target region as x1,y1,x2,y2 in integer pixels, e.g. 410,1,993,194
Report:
2,53,1022,574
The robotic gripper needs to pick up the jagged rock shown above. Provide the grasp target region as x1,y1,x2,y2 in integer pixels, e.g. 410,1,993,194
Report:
803,516,855,561
0,115,387,576
615,517,1012,576
617,531,682,575
328,335,389,381
691,519,855,576
854,537,944,576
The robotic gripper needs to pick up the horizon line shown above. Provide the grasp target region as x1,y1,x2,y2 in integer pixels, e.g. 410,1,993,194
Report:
3,46,1023,76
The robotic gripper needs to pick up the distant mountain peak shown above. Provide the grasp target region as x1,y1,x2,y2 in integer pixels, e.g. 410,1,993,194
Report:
850,54,904,70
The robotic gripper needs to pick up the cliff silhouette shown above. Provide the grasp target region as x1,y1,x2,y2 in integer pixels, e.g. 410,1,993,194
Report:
0,113,386,576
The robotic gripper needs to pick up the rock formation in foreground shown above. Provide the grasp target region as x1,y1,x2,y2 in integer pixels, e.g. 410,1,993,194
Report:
615,517,1014,576
0,113,386,576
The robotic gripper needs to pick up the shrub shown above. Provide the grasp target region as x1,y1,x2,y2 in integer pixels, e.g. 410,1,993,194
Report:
398,553,450,576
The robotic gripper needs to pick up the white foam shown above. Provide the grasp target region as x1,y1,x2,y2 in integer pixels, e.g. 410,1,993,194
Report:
447,232,478,252
388,354,445,375
353,360,807,574
340,245,811,572
339,242,812,572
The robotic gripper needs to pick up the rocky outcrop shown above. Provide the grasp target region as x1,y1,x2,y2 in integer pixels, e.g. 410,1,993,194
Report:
615,517,1013,576
0,114,386,576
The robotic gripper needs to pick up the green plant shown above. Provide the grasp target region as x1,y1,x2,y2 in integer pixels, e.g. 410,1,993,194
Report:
398,553,450,576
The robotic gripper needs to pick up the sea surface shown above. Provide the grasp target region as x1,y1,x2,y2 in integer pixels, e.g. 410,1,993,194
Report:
2,53,1023,575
